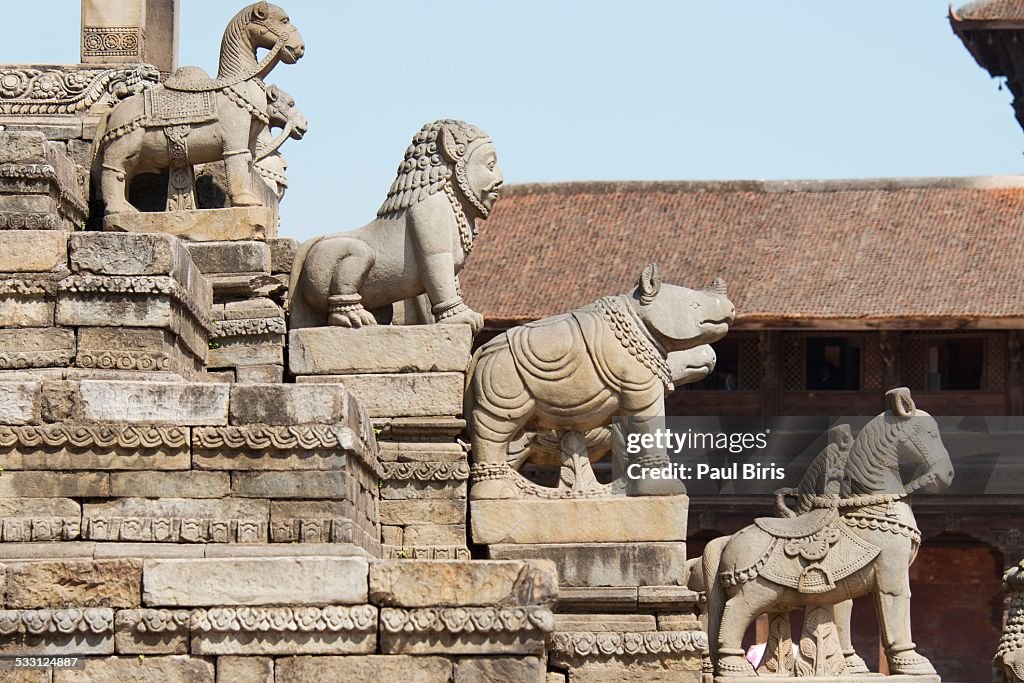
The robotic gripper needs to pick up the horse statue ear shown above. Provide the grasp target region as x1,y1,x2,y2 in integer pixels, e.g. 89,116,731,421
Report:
252,1,270,20
266,84,280,102
886,387,916,417
638,262,661,305
437,125,464,164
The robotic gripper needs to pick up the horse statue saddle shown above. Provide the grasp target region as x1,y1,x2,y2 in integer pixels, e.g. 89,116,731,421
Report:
144,68,218,127
753,509,881,594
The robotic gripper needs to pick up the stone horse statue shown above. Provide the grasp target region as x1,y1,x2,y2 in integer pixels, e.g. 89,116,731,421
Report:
94,2,305,214
701,388,953,678
995,561,1024,683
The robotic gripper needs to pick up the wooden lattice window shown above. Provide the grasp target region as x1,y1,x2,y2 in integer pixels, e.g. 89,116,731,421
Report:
782,335,804,390
738,335,760,390
903,332,990,391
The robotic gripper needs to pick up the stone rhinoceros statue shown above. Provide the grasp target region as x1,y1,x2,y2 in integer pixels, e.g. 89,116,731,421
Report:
464,262,735,500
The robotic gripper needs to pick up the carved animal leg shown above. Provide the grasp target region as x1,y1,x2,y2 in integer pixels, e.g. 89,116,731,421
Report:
874,578,935,675
716,582,779,677
835,598,870,674
327,241,377,328
223,148,261,207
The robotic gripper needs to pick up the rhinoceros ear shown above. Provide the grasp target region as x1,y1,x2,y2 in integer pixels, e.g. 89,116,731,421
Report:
886,387,916,417
638,262,661,306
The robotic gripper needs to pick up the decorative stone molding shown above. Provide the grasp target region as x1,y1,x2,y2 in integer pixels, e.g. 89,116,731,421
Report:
383,545,471,560
0,349,73,370
120,609,190,633
0,424,188,450
379,607,553,635
549,630,709,659
191,606,377,634
212,317,286,338
0,276,56,296
0,65,158,116
0,608,113,635
2,517,80,542
381,462,469,482
270,517,360,544
0,163,88,221
0,213,60,230
78,350,173,372
82,27,143,59
84,516,266,543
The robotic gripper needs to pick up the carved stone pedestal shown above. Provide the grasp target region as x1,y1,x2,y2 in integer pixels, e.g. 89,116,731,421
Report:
104,206,277,241
291,325,475,558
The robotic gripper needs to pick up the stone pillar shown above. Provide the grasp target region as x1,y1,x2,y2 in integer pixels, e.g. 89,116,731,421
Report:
80,0,179,76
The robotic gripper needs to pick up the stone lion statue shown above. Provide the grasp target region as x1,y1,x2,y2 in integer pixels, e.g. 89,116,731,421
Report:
288,119,502,333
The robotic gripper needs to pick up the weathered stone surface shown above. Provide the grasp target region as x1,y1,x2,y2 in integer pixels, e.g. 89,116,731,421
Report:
83,498,268,543
0,294,54,327
0,328,74,370
488,542,688,587
94,544,206,559
185,241,270,275
656,613,700,631
79,381,228,424
208,341,282,368
215,656,272,683
380,500,465,526
143,557,369,606
114,609,190,654
228,383,347,425
370,560,557,608
70,233,186,277
0,132,49,163
53,656,214,682
230,471,346,498
470,497,689,544
381,479,467,500
0,471,108,498
203,544,371,558
0,231,68,272
5,559,141,608
289,325,472,375
379,606,551,655
382,526,403,546
378,441,466,463
402,525,467,546
454,657,544,683
0,498,80,542
110,471,229,498
637,585,699,611
276,655,452,683
0,382,39,424
234,364,283,383
267,238,298,274
104,207,277,241
0,542,95,560
557,587,640,612
296,373,462,417
555,614,658,632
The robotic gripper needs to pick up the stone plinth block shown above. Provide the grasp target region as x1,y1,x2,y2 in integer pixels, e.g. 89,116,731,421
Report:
54,655,215,682
104,207,277,241
0,423,190,471
0,608,113,656
268,238,298,274
0,471,109,497
76,327,199,376
110,471,229,498
276,655,452,683
70,232,198,282
555,614,658,632
0,498,80,542
114,609,190,654
84,498,268,544
184,241,270,275
5,559,141,608
296,372,463,418
0,328,74,370
289,325,473,375
230,471,346,499
0,381,40,424
0,231,68,272
379,606,552,655
489,542,688,587
0,274,59,327
79,381,228,425
190,605,377,655
191,424,372,473
549,630,705,680
470,496,689,545
0,132,86,231
455,657,545,683
215,656,273,683
143,557,369,606
380,499,465,526
370,559,557,608
229,383,348,425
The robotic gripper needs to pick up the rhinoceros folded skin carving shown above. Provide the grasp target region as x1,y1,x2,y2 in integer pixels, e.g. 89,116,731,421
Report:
464,262,735,500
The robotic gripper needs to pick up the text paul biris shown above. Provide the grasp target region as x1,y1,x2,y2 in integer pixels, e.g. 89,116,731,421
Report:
623,428,784,481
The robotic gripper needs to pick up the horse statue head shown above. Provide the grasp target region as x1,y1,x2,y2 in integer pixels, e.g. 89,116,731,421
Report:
219,2,305,82
844,387,953,497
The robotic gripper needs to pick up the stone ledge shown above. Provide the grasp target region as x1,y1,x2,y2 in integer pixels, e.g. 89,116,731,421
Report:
189,605,377,655
289,325,473,375
104,207,277,242
379,606,553,655
296,373,463,418
370,560,557,608
488,542,688,588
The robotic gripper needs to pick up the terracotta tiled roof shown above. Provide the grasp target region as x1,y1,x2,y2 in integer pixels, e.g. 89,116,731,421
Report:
460,178,1024,328
952,0,1024,22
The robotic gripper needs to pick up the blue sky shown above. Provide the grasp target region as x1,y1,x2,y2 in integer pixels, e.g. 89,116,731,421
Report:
5,1,1023,241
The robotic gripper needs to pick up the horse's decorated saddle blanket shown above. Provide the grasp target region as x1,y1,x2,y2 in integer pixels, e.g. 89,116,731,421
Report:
144,88,217,127
753,520,881,594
